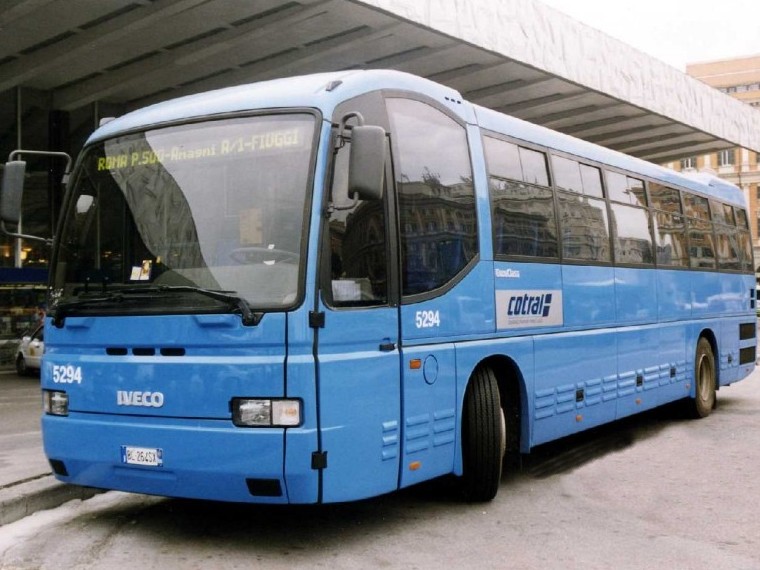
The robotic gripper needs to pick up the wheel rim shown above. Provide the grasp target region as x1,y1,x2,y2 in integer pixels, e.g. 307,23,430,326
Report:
697,352,714,402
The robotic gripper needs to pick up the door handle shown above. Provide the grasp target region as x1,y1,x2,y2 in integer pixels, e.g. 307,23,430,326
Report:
379,342,396,352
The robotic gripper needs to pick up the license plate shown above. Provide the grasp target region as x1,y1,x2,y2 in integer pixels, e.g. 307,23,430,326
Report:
121,446,163,467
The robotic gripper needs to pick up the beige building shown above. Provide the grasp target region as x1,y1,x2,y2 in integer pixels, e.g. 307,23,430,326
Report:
667,55,760,266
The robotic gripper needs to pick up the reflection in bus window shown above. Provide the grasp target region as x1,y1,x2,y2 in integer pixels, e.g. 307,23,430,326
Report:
484,137,557,259
387,98,477,296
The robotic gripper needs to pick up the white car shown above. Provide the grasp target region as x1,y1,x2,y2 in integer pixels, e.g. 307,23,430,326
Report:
16,324,44,375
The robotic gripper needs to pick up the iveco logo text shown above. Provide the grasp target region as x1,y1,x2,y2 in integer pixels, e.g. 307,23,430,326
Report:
495,268,520,279
507,293,553,318
117,390,165,408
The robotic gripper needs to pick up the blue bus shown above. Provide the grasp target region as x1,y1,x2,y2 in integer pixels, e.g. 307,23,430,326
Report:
1,70,755,503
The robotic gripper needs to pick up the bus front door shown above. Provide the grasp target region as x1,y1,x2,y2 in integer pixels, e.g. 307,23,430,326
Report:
315,159,400,502
314,303,400,502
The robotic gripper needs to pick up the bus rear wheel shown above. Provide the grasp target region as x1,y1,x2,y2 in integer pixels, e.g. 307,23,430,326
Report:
690,337,716,418
460,366,505,502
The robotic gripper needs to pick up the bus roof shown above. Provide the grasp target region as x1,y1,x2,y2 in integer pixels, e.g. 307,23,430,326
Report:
88,69,744,207
88,69,471,144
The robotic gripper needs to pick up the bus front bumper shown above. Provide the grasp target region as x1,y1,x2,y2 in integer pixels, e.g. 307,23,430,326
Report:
42,414,318,504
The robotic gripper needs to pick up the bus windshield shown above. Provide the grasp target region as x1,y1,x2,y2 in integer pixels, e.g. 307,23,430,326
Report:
50,113,316,317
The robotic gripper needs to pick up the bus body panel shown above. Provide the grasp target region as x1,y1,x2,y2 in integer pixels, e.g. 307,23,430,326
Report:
284,353,319,504
532,327,618,447
691,271,744,316
400,263,495,342
43,313,287,418
657,270,693,320
614,267,658,324
315,302,401,503
398,343,457,488
561,265,616,328
42,415,302,503
615,323,680,418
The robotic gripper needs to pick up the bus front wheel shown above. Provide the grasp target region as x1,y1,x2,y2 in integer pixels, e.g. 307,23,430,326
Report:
460,366,505,502
690,337,716,418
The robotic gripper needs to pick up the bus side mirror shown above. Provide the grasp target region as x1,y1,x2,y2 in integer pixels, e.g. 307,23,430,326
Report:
348,125,385,202
0,160,27,225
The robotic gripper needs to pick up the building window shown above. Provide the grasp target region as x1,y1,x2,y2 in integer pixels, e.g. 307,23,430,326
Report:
680,157,697,170
718,149,735,167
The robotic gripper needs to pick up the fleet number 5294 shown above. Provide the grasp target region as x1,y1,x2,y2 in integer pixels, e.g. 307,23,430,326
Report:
415,310,441,329
52,365,83,384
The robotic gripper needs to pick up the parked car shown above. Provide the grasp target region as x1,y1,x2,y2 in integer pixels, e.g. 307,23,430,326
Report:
16,324,44,375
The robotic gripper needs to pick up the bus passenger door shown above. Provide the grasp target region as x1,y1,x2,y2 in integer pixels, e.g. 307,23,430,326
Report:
314,135,401,503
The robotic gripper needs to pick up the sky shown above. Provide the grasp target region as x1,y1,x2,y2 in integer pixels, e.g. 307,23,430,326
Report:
537,0,760,71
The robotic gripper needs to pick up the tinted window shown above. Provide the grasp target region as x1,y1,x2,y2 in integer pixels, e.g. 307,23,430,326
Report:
649,183,682,213
653,211,689,267
715,226,741,271
737,230,753,271
580,164,604,198
552,156,603,198
483,137,522,181
722,204,736,225
520,147,550,186
735,207,749,229
610,203,653,265
490,179,558,259
688,219,716,269
607,171,646,206
709,200,726,225
387,98,477,296
485,137,558,259
557,191,611,262
552,155,583,193
683,194,710,220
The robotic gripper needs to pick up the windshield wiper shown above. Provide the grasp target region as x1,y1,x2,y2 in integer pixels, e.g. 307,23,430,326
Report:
52,285,261,328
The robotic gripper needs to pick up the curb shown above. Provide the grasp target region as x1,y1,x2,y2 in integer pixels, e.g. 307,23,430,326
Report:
0,475,103,527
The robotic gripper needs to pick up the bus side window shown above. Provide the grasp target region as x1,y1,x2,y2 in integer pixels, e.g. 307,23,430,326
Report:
386,98,477,297
650,183,689,268
733,206,753,272
483,136,558,259
606,173,653,266
553,156,610,263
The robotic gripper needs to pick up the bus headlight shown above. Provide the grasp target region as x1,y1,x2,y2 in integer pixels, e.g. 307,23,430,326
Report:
43,390,69,416
232,398,302,427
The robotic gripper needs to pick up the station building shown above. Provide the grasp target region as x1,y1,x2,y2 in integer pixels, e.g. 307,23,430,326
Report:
1,0,760,343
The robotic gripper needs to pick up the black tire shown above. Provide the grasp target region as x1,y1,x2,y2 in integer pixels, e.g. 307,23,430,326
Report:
460,366,505,502
690,337,716,418
16,354,27,376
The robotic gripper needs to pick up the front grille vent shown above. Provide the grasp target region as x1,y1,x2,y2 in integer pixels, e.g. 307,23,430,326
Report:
106,347,186,357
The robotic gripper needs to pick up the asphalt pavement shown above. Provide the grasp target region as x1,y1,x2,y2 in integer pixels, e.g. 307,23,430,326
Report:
0,369,100,527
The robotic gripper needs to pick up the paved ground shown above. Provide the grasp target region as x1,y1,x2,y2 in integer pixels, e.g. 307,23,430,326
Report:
0,370,99,526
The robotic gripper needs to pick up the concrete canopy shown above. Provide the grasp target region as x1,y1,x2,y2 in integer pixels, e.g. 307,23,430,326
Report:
2,0,759,163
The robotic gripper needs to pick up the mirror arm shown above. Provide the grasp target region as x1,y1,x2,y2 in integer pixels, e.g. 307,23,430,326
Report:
9,149,72,180
0,220,53,245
